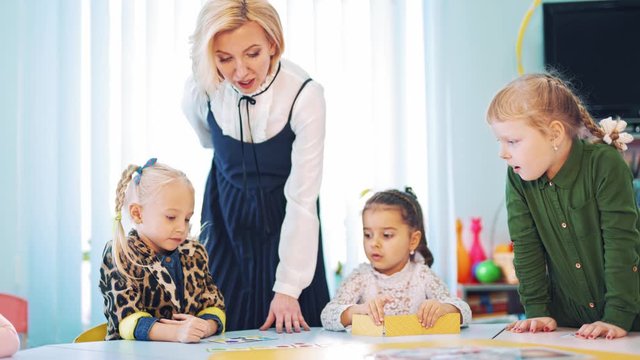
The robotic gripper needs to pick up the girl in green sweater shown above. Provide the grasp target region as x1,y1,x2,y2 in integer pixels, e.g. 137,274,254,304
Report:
487,73,640,340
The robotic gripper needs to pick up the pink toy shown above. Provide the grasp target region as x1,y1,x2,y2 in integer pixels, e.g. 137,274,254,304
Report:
468,217,487,282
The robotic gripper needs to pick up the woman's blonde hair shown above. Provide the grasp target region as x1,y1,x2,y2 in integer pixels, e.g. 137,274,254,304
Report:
486,73,626,149
112,160,194,280
190,0,284,95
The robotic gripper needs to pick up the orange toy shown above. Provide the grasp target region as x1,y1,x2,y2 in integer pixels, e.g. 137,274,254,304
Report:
456,219,471,283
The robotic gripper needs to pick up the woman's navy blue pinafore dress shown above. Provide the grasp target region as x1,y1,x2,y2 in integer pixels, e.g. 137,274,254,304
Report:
201,79,329,331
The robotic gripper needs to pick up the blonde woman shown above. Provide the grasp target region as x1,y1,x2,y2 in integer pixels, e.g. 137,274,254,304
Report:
182,0,329,333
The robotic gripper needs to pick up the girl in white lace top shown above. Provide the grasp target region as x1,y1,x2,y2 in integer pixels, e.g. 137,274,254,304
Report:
321,189,472,331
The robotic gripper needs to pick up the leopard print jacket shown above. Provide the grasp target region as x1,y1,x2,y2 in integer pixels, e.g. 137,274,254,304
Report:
99,230,225,340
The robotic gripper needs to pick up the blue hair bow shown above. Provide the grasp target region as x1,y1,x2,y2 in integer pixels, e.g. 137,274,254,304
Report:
134,157,157,185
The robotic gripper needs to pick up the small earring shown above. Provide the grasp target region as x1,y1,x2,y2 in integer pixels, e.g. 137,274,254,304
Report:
553,143,558,151
410,250,415,255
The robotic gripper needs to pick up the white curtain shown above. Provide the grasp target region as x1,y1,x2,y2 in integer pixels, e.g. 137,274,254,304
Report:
86,0,211,328
0,0,455,346
423,0,457,293
1,0,83,346
272,0,433,290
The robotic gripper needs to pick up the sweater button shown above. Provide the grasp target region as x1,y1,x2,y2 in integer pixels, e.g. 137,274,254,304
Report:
588,302,595,308
633,265,638,272
561,222,567,228
575,263,581,269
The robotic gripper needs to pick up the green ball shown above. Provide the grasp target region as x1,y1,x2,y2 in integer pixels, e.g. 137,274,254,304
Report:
474,260,502,283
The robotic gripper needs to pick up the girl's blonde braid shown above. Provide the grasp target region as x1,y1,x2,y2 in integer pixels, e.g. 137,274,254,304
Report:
112,164,142,281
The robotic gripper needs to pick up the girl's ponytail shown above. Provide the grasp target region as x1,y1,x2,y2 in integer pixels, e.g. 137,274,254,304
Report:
402,188,434,267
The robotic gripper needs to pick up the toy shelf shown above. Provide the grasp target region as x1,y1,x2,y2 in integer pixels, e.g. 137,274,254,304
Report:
457,283,524,323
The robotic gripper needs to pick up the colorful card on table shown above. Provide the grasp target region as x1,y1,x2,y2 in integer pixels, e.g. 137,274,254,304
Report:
209,335,278,344
369,346,589,359
206,342,328,353
352,313,460,337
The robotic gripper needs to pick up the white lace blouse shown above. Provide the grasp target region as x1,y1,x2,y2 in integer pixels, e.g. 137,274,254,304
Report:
321,261,472,331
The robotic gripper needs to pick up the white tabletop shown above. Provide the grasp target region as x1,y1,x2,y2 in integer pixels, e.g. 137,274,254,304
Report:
494,327,640,356
14,324,506,359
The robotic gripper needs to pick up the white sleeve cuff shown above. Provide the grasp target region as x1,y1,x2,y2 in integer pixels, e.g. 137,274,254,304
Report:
273,280,303,299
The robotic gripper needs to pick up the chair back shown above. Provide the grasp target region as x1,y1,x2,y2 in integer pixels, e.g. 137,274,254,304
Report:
0,293,28,347
74,323,108,343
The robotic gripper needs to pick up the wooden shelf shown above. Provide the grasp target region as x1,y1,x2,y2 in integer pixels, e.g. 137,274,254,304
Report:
458,283,517,290
457,283,523,318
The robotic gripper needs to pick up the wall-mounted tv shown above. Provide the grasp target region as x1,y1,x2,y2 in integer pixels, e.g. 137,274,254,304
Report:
544,0,640,120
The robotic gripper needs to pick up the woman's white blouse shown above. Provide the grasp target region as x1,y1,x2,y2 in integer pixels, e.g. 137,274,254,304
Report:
181,59,326,299
321,261,472,331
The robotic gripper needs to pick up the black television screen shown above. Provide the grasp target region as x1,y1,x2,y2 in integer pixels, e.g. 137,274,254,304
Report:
544,1,640,120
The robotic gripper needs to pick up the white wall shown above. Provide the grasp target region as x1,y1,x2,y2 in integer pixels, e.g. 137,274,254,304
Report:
426,0,550,261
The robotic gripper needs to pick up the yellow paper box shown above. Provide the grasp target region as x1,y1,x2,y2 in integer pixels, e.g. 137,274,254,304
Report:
351,314,384,336
352,313,460,337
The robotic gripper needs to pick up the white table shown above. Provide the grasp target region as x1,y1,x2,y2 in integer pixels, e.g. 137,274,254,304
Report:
14,324,506,359
494,327,640,357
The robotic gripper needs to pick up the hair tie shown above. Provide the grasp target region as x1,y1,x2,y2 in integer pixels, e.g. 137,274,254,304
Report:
599,117,633,151
134,158,158,185
360,188,372,198
404,186,417,199
114,211,122,221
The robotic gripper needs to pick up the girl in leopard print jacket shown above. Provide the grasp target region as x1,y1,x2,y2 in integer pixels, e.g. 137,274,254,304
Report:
99,159,225,342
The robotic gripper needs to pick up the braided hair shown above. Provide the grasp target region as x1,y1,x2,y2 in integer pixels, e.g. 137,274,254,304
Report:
363,187,434,266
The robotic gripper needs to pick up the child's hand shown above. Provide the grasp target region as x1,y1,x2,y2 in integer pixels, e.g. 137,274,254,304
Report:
347,294,392,326
576,321,627,340
364,294,392,325
159,313,209,343
506,317,557,333
416,299,458,328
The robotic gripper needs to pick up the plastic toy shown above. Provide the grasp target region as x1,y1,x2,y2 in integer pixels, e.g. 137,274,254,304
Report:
493,243,518,284
474,260,502,284
456,219,471,283
468,217,487,281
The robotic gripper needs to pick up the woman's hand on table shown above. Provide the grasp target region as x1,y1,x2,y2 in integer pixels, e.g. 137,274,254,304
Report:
260,292,310,334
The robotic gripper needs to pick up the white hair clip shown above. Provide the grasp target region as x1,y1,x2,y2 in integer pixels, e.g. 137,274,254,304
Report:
598,117,634,151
